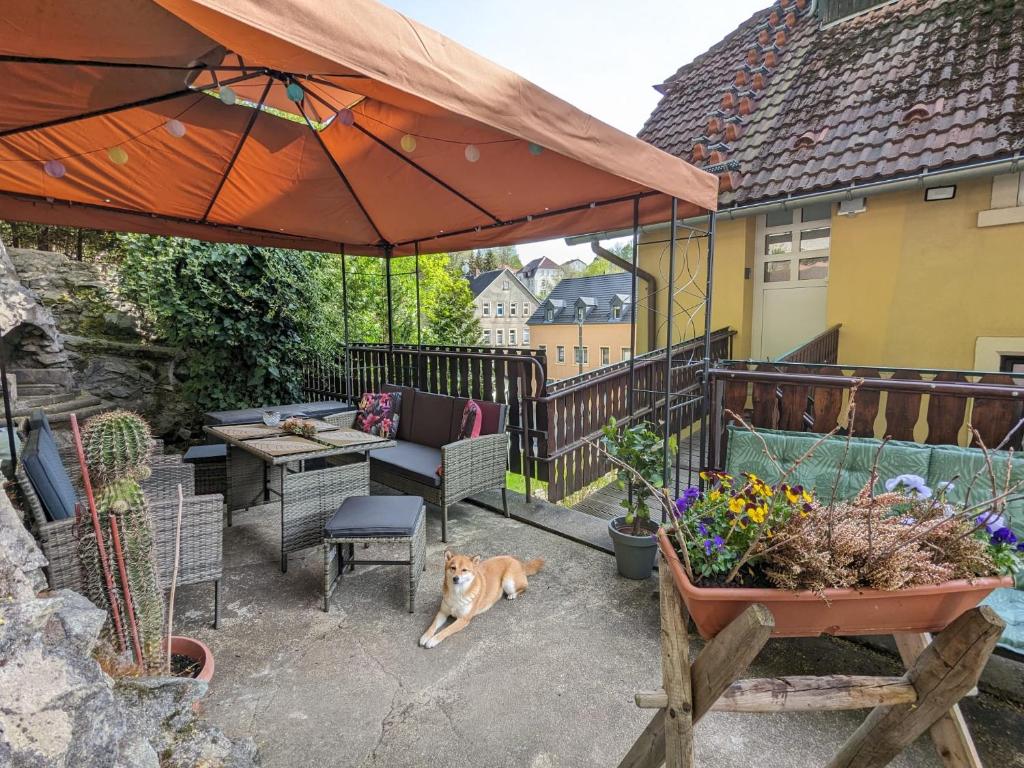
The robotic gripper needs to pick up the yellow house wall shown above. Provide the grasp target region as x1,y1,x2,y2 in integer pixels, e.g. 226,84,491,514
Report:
529,322,632,380
637,175,1024,371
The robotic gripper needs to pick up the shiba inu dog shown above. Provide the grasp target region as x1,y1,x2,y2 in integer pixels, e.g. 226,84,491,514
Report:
418,550,544,649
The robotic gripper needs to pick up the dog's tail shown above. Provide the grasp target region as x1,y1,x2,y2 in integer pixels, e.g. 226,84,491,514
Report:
523,557,545,576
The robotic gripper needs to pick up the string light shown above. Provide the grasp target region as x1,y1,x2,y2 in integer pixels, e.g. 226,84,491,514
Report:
336,108,355,126
165,119,187,138
107,147,128,165
43,160,66,178
219,85,237,105
528,142,544,156
464,144,480,162
286,82,304,102
400,134,417,152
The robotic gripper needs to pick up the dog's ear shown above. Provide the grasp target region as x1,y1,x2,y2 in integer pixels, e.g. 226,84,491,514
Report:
471,554,481,565
443,549,454,562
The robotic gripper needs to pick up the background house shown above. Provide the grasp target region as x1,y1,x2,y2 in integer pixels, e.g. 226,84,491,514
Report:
516,256,563,298
468,267,537,348
561,258,588,275
619,0,1024,371
527,273,634,379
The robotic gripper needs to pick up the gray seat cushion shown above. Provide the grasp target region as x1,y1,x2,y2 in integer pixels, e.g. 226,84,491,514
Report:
21,428,78,522
29,408,53,438
370,441,443,488
183,444,227,462
324,495,425,538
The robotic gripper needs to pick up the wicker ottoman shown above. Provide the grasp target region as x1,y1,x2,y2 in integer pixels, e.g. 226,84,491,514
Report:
323,495,426,613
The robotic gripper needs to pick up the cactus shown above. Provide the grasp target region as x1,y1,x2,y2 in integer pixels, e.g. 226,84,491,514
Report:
77,410,166,673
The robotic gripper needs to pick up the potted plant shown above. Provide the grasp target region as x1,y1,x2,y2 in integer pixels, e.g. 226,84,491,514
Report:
600,418,676,579
654,426,1021,638
75,410,213,680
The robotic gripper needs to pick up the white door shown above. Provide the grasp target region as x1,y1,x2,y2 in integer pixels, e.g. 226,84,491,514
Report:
752,203,832,359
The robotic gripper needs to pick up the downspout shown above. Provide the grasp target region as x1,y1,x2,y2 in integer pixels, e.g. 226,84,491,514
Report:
589,241,657,352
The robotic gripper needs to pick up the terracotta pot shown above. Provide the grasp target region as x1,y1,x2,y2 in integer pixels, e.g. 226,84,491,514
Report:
657,529,1011,640
169,635,215,683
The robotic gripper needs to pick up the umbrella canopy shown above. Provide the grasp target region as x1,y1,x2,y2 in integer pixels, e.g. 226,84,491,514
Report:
0,0,717,255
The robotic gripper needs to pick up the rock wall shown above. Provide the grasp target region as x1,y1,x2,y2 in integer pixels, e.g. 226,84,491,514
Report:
1,245,195,437
0,488,259,767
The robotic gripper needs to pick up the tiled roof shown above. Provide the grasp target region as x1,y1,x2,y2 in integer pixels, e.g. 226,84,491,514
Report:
467,268,503,296
518,256,561,277
639,0,1024,207
527,273,634,325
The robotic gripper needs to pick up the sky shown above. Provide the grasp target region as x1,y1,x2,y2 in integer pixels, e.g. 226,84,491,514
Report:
380,0,767,264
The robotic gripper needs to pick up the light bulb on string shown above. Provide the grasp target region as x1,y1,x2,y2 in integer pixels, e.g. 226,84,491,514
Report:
43,160,66,178
219,85,237,105
400,134,417,153
336,108,355,126
107,147,128,165
528,142,544,156
464,145,480,163
286,82,304,102
165,119,187,138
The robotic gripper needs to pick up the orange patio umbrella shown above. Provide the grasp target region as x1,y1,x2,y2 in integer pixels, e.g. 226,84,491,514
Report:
0,0,717,256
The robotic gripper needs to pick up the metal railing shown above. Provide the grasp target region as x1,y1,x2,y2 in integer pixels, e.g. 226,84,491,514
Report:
774,324,841,365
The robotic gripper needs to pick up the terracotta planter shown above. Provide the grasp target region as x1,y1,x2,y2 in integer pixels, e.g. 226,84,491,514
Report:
169,635,215,683
657,529,1011,640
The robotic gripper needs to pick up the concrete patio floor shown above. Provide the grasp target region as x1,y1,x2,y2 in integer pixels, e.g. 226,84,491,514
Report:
173,498,1024,768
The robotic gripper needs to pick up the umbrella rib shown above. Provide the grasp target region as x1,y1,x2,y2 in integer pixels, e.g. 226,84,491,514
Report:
201,79,272,222
0,55,367,79
298,83,501,225
0,88,194,139
297,102,387,245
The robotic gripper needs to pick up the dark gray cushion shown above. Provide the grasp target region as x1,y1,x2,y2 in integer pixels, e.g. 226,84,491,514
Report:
324,495,425,538
408,392,454,449
184,444,227,462
370,441,443,488
383,383,416,442
21,428,78,522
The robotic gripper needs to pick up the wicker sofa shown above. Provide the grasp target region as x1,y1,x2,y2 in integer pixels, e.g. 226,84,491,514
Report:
15,414,224,627
338,385,509,543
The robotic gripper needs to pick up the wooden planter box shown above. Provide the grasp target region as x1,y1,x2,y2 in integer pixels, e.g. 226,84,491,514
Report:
657,528,1011,639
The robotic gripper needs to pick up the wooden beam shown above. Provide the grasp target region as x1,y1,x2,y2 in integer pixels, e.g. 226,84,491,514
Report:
690,603,774,722
617,709,666,768
894,632,983,768
827,607,1004,768
635,675,917,712
659,560,694,768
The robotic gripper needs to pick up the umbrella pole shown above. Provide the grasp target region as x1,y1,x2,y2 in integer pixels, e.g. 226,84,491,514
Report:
415,242,422,347
385,245,394,351
341,245,351,405
70,413,127,653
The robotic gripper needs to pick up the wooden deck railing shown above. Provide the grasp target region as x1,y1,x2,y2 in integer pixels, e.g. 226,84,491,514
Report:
774,324,841,364
300,328,735,503
707,361,1024,469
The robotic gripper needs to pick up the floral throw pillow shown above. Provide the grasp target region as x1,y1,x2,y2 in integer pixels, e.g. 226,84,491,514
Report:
354,392,401,439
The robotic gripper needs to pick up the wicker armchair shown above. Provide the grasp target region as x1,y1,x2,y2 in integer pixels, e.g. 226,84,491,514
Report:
16,454,224,628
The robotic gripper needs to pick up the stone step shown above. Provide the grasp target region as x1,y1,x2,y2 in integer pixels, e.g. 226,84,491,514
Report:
14,394,101,418
16,383,69,398
11,368,73,386
15,391,80,409
45,402,112,425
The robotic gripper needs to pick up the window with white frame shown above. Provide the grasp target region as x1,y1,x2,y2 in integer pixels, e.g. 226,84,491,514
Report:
483,329,491,343
510,302,517,316
496,329,504,345
482,301,490,316
612,305,622,320
503,280,510,290
497,302,505,317
601,347,610,365
522,327,530,345
760,202,831,283
545,308,554,322
576,307,585,322
573,346,589,364
621,347,631,361
509,328,517,345
557,345,565,363
978,173,1024,228
523,303,530,315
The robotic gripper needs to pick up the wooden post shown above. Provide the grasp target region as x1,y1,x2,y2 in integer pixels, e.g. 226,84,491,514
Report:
894,632,983,768
827,607,1004,768
660,559,693,768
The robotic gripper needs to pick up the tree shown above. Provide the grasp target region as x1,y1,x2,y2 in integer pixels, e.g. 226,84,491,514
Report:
420,256,482,345
449,245,521,274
